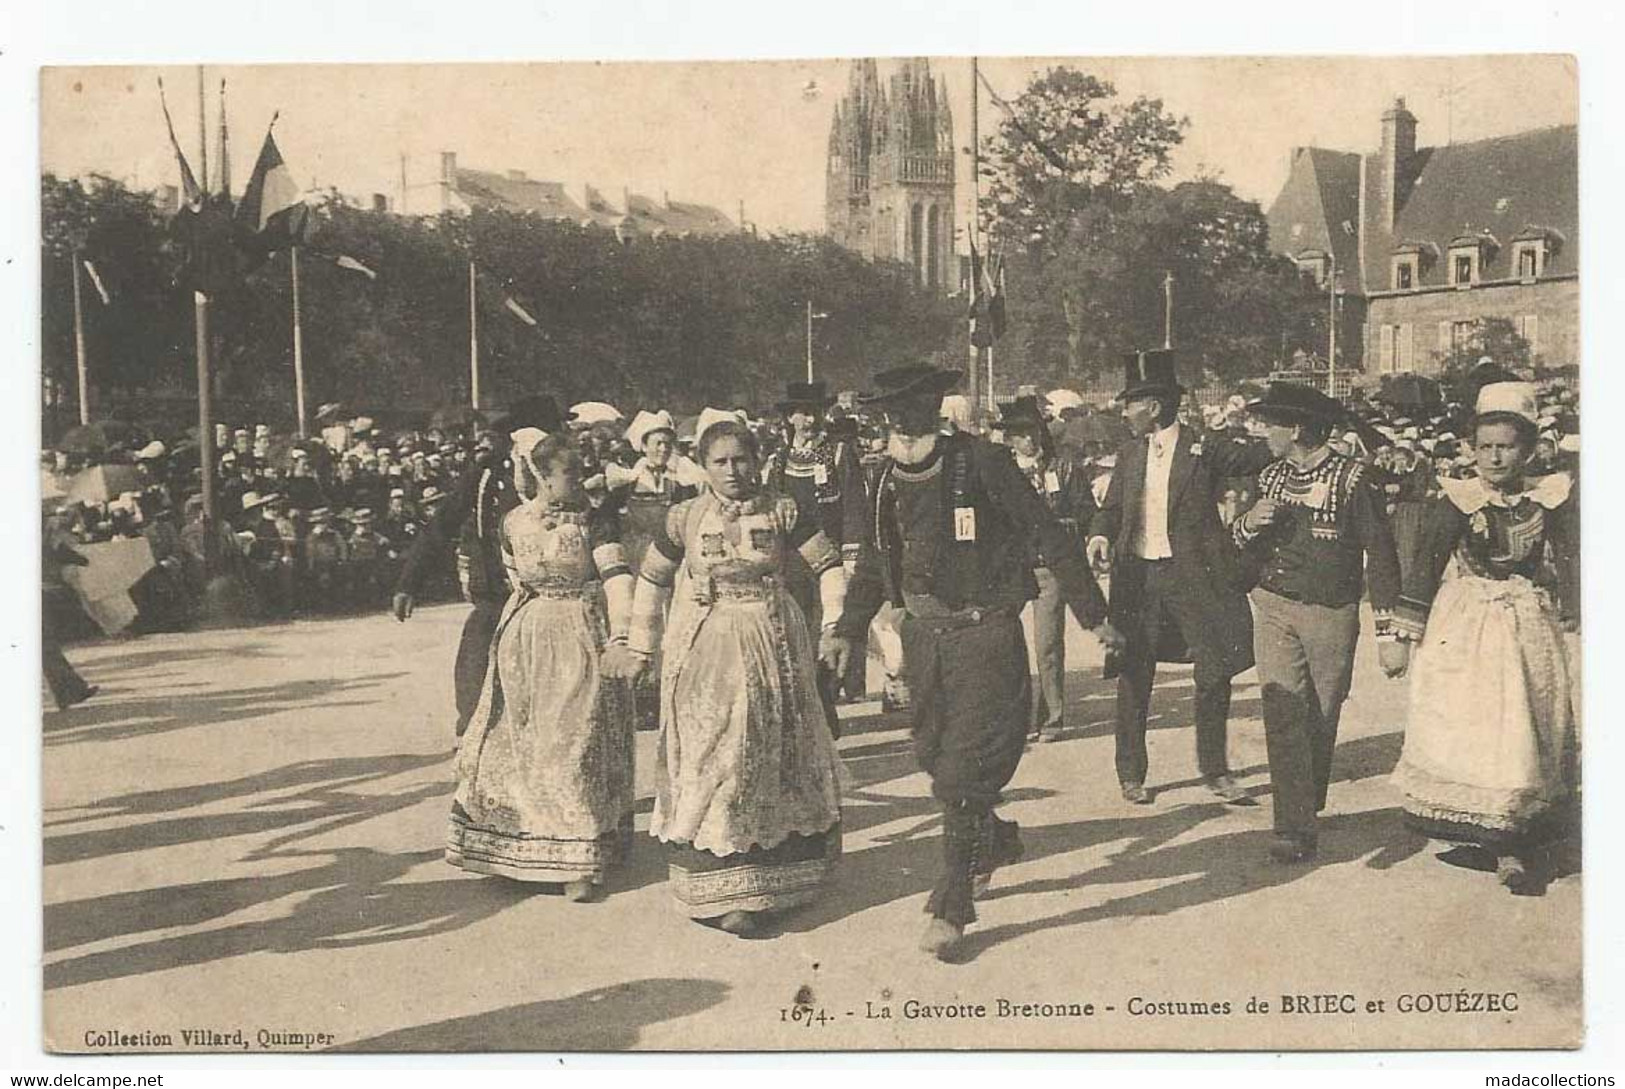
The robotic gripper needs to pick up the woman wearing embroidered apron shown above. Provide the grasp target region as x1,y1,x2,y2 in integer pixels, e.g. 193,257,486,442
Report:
607,416,848,936
1390,382,1580,893
447,430,637,902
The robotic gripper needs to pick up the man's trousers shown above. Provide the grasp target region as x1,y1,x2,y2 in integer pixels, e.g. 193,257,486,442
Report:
1115,560,1233,787
1250,588,1361,843
900,606,1030,926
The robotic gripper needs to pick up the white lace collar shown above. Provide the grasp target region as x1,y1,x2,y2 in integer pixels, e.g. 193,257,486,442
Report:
1439,472,1572,514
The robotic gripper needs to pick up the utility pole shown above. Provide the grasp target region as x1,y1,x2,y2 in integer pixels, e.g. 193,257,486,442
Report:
291,246,307,438
71,249,90,425
806,300,814,383
968,56,982,423
196,66,208,195
1327,254,1338,399
1163,271,1175,349
469,259,481,409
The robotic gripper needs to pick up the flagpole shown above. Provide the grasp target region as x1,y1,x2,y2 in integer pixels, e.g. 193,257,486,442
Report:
1163,271,1174,350
968,56,982,425
71,248,90,425
291,246,308,439
195,290,218,577
469,259,480,410
805,300,814,383
196,66,208,195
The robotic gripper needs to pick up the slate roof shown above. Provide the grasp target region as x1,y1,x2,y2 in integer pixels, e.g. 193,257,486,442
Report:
1384,125,1578,286
1266,147,1362,276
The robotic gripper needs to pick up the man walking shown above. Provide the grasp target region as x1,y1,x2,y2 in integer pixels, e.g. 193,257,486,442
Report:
833,365,1124,960
1233,382,1407,862
393,395,571,745
1087,350,1267,806
995,396,1096,743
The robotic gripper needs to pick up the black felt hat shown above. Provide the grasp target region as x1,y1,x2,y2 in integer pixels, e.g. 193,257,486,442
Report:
993,396,1048,433
776,380,834,413
496,395,573,434
856,364,963,406
1245,382,1345,425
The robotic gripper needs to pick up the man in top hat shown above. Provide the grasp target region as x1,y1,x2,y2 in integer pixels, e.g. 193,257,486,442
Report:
995,395,1097,742
833,364,1125,959
1233,382,1405,862
393,393,571,744
1087,349,1269,806
765,380,870,702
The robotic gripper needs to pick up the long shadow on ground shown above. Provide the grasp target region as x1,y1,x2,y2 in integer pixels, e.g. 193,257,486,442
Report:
338,977,731,1052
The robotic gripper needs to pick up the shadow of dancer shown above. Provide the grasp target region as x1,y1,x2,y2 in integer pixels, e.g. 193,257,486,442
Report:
339,977,732,1052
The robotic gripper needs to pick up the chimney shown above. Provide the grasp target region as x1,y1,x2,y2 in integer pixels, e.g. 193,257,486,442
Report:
440,151,458,186
1380,97,1418,229
371,193,390,213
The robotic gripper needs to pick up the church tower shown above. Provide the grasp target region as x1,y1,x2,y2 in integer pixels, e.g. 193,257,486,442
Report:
825,57,956,292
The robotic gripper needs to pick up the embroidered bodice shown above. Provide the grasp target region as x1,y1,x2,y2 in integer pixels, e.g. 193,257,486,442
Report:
1440,474,1572,582
501,504,624,591
678,492,799,587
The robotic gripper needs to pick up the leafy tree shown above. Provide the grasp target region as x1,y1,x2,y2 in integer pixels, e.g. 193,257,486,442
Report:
40,174,960,428
977,69,1325,390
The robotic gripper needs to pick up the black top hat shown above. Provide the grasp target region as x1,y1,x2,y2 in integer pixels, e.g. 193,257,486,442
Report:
496,395,572,434
1245,382,1345,424
1119,349,1185,401
777,380,834,413
857,364,963,406
993,395,1047,433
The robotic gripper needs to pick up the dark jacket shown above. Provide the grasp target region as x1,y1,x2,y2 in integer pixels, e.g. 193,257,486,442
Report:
396,453,517,603
1090,426,1268,676
841,433,1106,639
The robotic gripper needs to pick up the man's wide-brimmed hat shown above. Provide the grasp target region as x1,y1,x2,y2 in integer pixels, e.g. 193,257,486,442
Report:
241,490,280,512
857,364,963,406
1245,382,1344,424
1119,349,1185,401
777,380,834,413
496,395,572,435
993,396,1048,433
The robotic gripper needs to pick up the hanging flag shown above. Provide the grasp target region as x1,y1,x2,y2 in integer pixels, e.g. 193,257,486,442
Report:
216,80,231,200
156,77,203,212
333,254,377,280
82,259,110,305
988,254,1007,342
158,78,238,296
969,238,993,349
236,118,313,252
503,296,539,327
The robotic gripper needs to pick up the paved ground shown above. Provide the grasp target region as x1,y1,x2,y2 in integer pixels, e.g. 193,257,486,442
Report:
41,602,1582,1053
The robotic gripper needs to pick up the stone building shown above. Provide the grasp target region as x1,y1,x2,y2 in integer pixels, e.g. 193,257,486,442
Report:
825,58,957,291
1267,99,1578,375
411,151,735,239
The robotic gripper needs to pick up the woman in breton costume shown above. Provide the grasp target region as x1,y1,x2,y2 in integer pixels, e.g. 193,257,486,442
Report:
606,412,847,936
447,430,637,901
1390,381,1580,893
603,410,704,731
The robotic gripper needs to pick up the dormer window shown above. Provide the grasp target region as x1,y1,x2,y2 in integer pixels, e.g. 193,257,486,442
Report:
1510,226,1561,282
1515,244,1541,279
1295,250,1330,286
1447,233,1499,288
1452,251,1476,286
1391,240,1434,290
